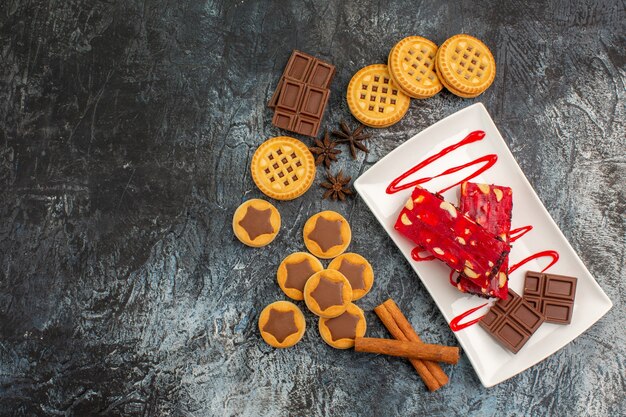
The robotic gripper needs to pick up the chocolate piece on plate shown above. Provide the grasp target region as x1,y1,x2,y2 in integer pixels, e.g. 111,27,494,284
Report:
268,50,335,137
480,289,544,353
523,271,577,324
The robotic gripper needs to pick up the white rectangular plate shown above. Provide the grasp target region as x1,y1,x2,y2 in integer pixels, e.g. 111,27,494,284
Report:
354,103,612,387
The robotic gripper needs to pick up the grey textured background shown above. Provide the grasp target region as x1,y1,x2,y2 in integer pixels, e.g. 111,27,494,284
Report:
1,0,624,416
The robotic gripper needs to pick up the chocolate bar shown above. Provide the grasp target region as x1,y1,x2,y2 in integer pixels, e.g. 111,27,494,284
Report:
455,182,513,299
523,271,577,324
395,186,511,288
480,289,544,353
269,50,335,137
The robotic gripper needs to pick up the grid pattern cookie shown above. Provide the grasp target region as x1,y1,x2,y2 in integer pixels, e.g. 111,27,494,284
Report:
436,34,496,98
388,36,442,98
346,64,410,128
251,136,315,200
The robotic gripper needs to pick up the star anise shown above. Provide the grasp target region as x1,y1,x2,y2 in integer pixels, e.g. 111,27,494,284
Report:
309,130,341,168
321,170,353,201
332,120,372,159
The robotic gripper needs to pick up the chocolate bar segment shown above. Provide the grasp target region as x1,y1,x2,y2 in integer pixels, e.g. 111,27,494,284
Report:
300,86,329,118
268,77,284,109
523,271,577,324
285,51,315,81
277,79,305,112
294,115,320,137
268,50,335,137
395,186,511,289
479,289,545,353
272,110,296,130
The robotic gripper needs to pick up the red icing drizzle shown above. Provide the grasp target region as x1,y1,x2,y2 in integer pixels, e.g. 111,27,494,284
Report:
508,250,560,275
449,303,488,332
449,269,458,286
386,131,497,195
411,246,436,262
509,225,533,242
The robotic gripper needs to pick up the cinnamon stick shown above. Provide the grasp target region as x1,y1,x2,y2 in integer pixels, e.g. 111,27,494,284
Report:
355,337,460,364
382,299,450,385
373,304,442,391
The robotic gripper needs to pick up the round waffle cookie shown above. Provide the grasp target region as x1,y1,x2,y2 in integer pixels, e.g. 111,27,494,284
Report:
436,34,496,98
251,136,316,200
346,64,410,128
388,36,442,98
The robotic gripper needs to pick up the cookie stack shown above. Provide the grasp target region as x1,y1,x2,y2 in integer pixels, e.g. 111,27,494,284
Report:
347,34,496,128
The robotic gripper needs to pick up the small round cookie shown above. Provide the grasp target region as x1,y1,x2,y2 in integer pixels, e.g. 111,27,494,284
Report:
328,253,374,301
258,301,306,348
303,211,351,259
232,199,281,247
388,36,442,98
346,64,411,128
251,136,316,200
319,303,367,349
277,252,324,301
303,269,353,318
436,34,496,98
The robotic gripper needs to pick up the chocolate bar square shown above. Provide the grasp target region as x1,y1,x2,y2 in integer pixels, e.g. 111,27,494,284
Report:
493,319,529,353
542,299,574,323
276,79,305,112
510,301,543,333
299,86,329,118
522,271,577,324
